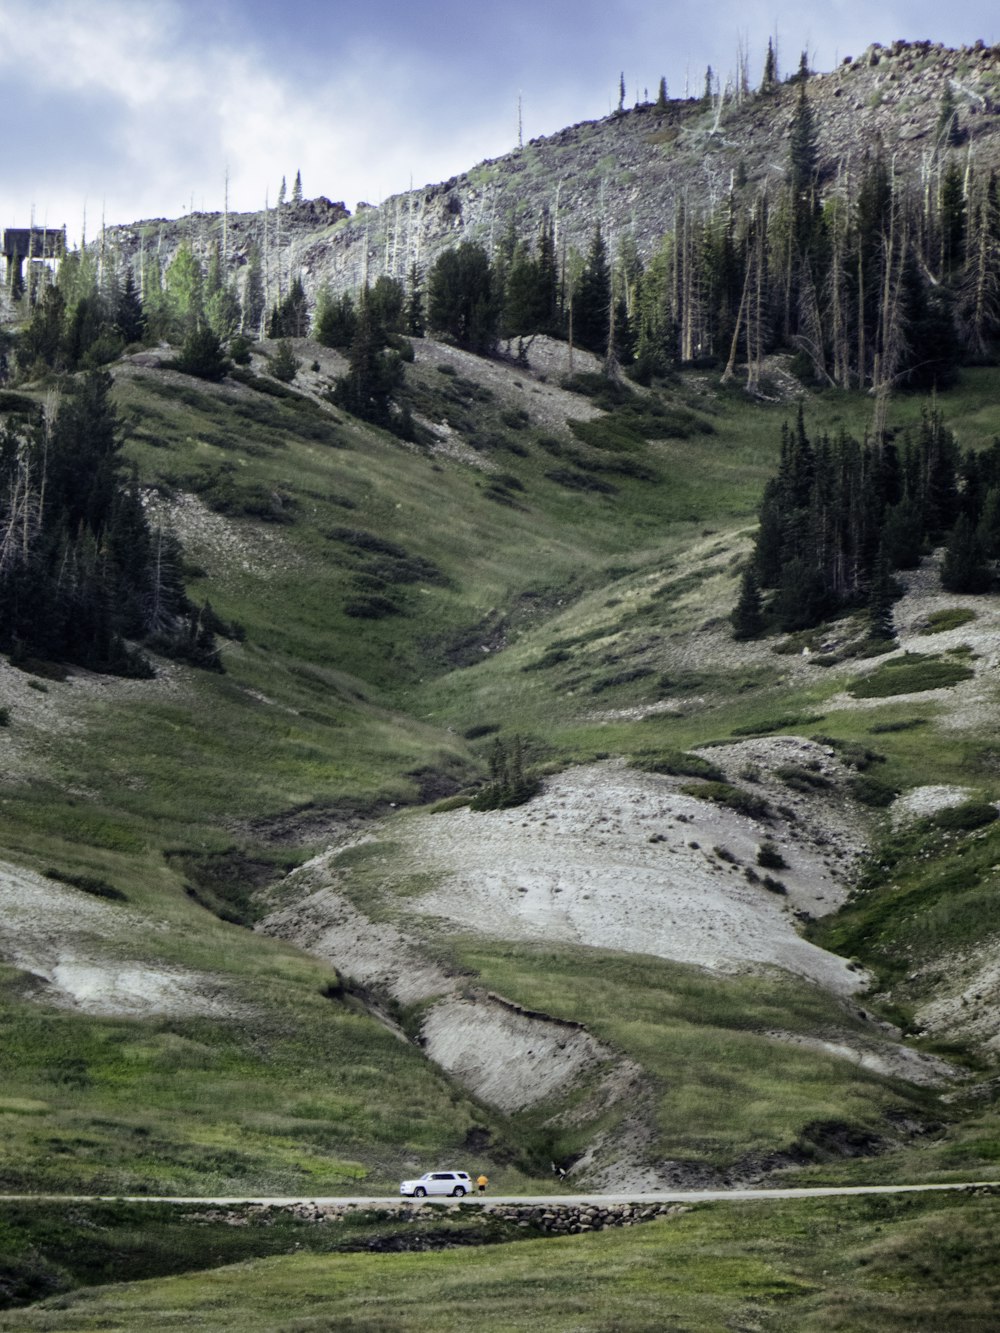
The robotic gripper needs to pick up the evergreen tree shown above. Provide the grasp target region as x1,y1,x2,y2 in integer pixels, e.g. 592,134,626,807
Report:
762,38,777,90
292,169,303,204
941,513,992,591
315,289,358,349
334,291,402,426
655,77,668,111
405,263,425,338
269,339,299,382
369,275,406,334
574,226,611,356
242,246,265,336
936,85,961,149
866,548,897,642
115,268,146,345
268,275,309,338
164,242,204,336
175,323,228,381
427,243,498,354
731,566,765,639
788,82,819,199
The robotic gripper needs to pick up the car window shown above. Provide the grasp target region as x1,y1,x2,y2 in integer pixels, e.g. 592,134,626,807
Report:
431,1173,451,1180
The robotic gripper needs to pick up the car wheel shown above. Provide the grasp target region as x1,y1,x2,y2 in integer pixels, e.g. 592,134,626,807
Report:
452,1186,466,1196
414,1187,426,1197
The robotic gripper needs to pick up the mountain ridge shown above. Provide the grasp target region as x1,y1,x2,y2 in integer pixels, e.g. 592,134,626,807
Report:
95,37,1000,309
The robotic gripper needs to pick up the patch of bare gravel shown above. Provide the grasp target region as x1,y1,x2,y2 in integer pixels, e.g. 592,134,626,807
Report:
414,336,604,438
142,491,304,583
401,759,865,997
913,946,1000,1054
891,785,976,826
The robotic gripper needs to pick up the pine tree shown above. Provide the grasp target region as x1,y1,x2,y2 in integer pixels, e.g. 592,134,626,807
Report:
175,323,228,381
574,227,611,356
866,549,897,642
405,263,425,337
936,85,961,149
427,243,498,353
115,268,146,345
655,77,668,111
269,339,298,382
242,245,265,336
941,513,992,591
292,169,303,204
788,82,819,201
334,291,402,426
315,289,358,349
762,38,777,90
731,566,765,639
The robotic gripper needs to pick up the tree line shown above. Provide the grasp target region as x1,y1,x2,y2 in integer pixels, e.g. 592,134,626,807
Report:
732,406,1000,640
0,372,228,675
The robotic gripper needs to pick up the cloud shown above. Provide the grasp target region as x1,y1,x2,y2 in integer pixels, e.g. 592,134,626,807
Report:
2,0,997,242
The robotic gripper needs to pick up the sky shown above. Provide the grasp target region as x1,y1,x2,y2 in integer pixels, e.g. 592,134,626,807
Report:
1,0,998,246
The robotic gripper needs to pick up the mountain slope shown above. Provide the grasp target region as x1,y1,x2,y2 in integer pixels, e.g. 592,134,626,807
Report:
1,329,999,1203
101,40,1000,303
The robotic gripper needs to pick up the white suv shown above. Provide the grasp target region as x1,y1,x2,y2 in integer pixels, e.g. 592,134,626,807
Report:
399,1171,473,1197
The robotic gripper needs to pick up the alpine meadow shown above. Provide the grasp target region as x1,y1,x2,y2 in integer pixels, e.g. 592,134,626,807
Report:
4,32,1000,1332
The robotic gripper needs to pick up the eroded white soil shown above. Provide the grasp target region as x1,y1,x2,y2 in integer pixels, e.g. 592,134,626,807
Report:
0,860,246,1019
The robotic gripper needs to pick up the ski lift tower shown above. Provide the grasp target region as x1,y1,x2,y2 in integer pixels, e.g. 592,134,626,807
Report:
3,225,67,295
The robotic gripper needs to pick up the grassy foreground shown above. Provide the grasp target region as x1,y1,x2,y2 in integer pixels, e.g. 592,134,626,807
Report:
1,1191,997,1331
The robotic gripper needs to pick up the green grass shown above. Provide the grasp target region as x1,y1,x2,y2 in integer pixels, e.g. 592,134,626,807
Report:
4,344,1000,1317
445,944,937,1169
3,1192,998,1331
813,816,1000,994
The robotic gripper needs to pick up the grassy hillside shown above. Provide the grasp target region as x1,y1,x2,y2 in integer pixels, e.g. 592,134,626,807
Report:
2,334,1000,1317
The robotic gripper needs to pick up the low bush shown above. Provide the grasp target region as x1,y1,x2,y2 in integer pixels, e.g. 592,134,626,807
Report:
850,776,899,808
848,654,975,698
632,750,725,782
932,801,999,831
775,764,831,792
545,468,617,494
920,607,978,635
756,842,787,870
522,649,571,672
44,869,127,902
679,781,773,821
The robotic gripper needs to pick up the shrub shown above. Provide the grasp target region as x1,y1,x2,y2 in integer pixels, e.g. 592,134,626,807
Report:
269,339,299,383
848,654,975,698
776,764,831,792
228,334,253,365
175,324,229,381
522,649,571,672
932,801,998,831
464,723,500,740
632,750,725,782
921,607,978,635
851,776,898,808
756,842,787,870
679,781,773,820
343,594,402,619
469,736,540,811
45,869,127,902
